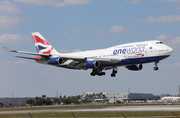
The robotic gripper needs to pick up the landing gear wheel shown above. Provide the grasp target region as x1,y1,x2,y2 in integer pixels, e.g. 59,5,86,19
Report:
153,67,159,71
111,73,116,77
90,69,106,76
111,68,118,77
101,72,106,75
98,73,102,76
113,70,117,74
153,61,159,71
90,72,95,76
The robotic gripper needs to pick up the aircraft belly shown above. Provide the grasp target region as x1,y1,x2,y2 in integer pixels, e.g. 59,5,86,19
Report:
100,55,170,68
57,55,170,70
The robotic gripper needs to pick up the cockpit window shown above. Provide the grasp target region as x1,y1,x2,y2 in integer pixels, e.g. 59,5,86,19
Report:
156,42,163,44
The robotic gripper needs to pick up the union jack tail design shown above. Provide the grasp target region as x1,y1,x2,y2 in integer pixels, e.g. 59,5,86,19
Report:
32,32,59,55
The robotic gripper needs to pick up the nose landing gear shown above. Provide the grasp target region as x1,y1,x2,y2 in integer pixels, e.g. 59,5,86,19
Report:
153,61,159,71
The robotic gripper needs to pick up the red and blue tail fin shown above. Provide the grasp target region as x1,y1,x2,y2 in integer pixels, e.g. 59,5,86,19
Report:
32,32,59,55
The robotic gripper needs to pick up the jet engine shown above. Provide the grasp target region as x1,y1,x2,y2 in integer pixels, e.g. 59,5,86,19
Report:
48,57,64,65
126,64,143,71
85,60,100,68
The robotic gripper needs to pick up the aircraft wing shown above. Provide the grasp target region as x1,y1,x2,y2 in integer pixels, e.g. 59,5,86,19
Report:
61,55,121,63
15,56,42,60
4,47,121,66
3,46,50,57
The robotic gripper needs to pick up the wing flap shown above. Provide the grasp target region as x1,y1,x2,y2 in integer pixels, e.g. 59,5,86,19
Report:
60,55,121,63
61,56,86,62
88,57,121,63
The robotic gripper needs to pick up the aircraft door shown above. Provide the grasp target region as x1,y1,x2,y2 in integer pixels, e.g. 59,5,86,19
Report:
144,45,148,56
99,53,102,58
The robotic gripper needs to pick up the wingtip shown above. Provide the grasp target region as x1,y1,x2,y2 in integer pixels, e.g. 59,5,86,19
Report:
3,46,11,52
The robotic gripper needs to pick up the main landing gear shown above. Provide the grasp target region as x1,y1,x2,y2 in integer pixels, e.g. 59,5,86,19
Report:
153,61,159,71
111,68,118,77
90,68,118,77
90,69,105,76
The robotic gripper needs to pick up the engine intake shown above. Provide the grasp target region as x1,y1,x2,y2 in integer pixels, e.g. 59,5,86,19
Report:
85,60,100,68
48,57,64,65
126,64,143,71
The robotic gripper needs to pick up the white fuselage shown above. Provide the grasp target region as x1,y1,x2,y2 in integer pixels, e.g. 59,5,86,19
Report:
161,97,180,102
53,40,173,70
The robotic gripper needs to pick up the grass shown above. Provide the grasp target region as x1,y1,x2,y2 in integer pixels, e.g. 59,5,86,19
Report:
0,111,180,117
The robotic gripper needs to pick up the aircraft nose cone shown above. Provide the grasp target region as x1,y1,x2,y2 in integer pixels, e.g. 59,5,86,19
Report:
168,47,174,55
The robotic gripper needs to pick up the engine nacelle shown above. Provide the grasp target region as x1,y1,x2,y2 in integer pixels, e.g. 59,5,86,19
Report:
126,64,143,71
85,60,100,68
48,57,63,65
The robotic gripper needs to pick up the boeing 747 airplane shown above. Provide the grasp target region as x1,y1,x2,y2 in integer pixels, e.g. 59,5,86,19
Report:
3,32,174,77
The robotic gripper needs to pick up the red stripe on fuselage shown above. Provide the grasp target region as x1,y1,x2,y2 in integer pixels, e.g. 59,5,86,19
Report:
32,35,50,45
135,53,144,55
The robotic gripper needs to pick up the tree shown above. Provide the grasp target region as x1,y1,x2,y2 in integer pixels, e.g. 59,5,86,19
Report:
0,102,4,107
44,98,52,105
35,97,39,100
42,95,46,99
76,95,81,100
53,98,59,104
80,99,91,104
58,96,79,105
59,98,71,105
26,99,33,105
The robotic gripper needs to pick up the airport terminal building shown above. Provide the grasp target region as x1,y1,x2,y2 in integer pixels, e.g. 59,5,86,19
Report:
106,93,153,103
82,92,154,103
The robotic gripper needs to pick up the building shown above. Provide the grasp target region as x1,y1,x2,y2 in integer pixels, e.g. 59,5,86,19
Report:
0,97,34,106
106,93,154,103
179,85,180,96
82,92,154,104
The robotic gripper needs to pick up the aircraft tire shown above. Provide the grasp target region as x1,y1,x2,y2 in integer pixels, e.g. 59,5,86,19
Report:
111,73,116,77
153,67,159,71
113,70,117,74
101,72,105,75
91,72,96,76
98,73,102,76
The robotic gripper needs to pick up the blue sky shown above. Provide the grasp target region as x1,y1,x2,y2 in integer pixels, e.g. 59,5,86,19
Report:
0,0,180,98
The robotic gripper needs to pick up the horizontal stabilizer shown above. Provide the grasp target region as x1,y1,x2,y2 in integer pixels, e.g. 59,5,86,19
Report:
3,46,51,57
3,46,16,52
